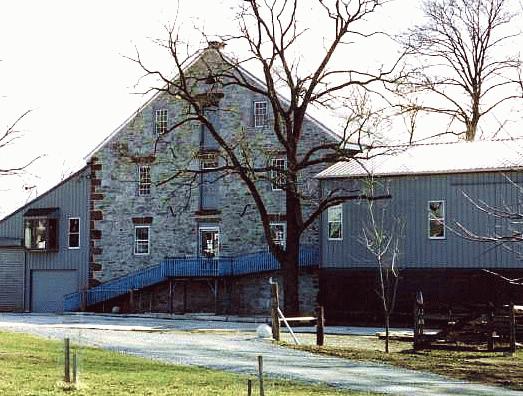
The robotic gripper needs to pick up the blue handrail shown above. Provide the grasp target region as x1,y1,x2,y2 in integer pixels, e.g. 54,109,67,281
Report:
63,246,319,312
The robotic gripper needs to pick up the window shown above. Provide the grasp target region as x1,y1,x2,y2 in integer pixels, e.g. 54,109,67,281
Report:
134,226,150,255
428,200,445,239
328,204,343,240
24,218,59,251
200,227,219,258
155,109,168,135
138,165,151,196
68,218,80,249
270,222,286,249
254,101,268,127
271,158,286,191
200,154,219,170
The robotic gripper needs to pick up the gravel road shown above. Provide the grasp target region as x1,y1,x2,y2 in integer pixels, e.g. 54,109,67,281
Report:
0,313,520,396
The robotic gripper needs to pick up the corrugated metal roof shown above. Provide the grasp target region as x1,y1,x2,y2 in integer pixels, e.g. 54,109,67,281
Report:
316,138,523,179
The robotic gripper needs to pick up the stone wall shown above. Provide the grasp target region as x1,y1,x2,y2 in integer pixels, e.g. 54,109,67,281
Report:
93,270,319,316
87,48,333,312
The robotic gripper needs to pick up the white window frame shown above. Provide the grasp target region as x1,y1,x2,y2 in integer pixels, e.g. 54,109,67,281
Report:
254,101,268,128
271,158,286,191
428,200,446,239
138,165,151,196
155,109,168,135
68,217,80,250
199,226,220,258
134,226,150,255
327,204,343,240
200,154,219,170
269,222,286,249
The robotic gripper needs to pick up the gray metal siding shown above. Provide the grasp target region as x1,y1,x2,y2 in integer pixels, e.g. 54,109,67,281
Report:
0,249,25,311
321,171,523,269
0,167,90,311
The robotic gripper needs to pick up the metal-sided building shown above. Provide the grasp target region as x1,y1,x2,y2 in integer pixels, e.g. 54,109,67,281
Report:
0,166,90,312
317,139,523,321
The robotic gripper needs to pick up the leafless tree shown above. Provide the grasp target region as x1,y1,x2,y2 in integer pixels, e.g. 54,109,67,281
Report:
0,110,38,176
400,0,523,141
132,0,403,314
360,178,402,353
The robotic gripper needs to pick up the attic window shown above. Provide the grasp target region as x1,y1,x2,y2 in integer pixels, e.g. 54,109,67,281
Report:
23,208,59,251
254,101,268,127
155,109,168,135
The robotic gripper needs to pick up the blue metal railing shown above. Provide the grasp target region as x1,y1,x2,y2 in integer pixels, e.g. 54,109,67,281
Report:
63,246,319,312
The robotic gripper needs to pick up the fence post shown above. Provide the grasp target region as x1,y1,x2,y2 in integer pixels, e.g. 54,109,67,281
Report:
271,282,280,341
413,290,424,350
129,289,135,313
257,355,265,396
64,338,71,383
510,302,516,354
247,379,252,396
316,305,325,347
72,349,78,384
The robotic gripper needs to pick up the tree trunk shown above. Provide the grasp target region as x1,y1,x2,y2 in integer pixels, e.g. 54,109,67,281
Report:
281,235,300,316
384,313,390,354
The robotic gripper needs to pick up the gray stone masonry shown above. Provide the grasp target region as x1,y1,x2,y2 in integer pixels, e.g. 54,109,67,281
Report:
89,48,337,312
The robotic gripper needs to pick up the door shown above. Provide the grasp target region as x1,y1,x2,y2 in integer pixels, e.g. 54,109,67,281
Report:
199,227,219,258
31,270,77,313
0,249,24,311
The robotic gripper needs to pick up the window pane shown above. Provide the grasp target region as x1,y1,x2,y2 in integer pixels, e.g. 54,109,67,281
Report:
430,219,444,238
254,101,267,127
329,222,342,239
328,205,342,222
69,234,80,248
136,227,149,240
429,201,443,218
69,218,79,233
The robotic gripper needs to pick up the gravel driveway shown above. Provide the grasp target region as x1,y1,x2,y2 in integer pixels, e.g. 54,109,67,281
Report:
0,313,520,396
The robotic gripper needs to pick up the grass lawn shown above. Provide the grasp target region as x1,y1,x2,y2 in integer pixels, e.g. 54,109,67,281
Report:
280,332,523,390
0,330,373,396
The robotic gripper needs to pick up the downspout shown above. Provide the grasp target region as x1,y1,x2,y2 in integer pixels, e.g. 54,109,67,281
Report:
23,247,28,312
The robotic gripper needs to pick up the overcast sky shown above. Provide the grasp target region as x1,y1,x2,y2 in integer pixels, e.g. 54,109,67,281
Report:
0,0,502,217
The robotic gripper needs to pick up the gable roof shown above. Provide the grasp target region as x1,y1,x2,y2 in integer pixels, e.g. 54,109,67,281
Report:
316,138,523,179
85,47,359,161
0,165,89,224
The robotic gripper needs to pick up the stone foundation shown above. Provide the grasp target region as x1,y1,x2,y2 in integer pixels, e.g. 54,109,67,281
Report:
91,269,319,316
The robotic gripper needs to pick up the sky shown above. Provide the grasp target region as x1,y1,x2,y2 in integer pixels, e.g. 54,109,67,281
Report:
1,0,517,218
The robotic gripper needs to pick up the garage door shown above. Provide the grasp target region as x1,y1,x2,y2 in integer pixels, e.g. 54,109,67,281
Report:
0,249,24,311
31,270,77,313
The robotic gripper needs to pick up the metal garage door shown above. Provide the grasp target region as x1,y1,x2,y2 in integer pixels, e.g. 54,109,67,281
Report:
31,270,77,313
0,249,24,311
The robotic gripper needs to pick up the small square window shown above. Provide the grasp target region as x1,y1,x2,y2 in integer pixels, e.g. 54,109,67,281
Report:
254,101,268,127
270,222,286,249
328,204,343,240
68,218,80,249
134,226,150,255
155,109,168,135
24,218,59,251
428,200,445,239
138,165,151,196
271,158,286,191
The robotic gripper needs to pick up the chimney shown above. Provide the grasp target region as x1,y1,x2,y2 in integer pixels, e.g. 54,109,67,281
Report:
207,41,226,50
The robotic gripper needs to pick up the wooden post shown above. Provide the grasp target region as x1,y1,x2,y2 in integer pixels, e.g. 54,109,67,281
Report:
183,281,188,314
247,379,252,396
168,279,174,315
64,338,71,383
72,350,78,384
413,291,424,350
316,305,325,347
80,289,87,312
271,282,280,341
257,355,265,396
129,289,135,313
510,302,516,354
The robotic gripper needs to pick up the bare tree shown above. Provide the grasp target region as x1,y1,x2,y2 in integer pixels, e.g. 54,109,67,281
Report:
360,178,402,353
132,0,403,314
401,0,523,141
0,110,38,176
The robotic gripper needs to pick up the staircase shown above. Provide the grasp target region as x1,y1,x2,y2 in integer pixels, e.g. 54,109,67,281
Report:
63,247,319,312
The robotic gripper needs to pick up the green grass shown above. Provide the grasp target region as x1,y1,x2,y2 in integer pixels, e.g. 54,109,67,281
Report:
0,331,372,396
279,333,523,390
